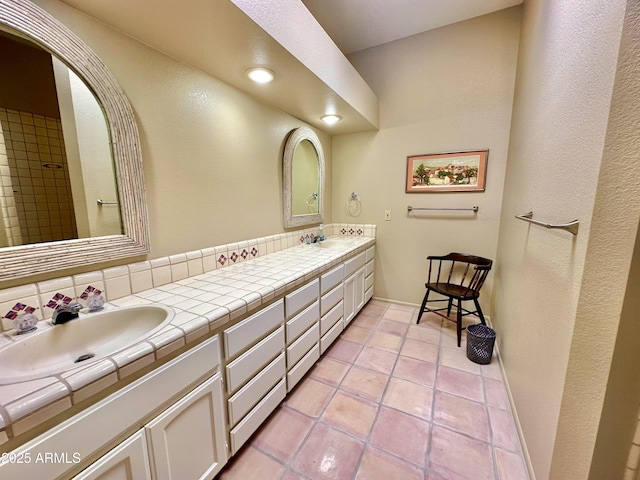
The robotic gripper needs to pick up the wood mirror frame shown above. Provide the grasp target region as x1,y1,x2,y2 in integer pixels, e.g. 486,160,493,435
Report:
0,0,149,281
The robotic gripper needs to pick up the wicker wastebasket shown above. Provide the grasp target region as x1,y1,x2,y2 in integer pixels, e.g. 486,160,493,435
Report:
466,324,496,364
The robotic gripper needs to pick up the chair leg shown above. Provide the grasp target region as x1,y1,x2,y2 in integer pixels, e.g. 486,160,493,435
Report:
473,298,486,325
447,298,453,316
417,288,431,324
456,298,462,347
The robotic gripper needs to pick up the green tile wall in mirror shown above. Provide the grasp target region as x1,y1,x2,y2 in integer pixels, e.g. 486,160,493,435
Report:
0,0,149,281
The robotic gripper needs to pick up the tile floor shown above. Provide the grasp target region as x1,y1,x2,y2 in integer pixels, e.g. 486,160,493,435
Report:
217,300,529,480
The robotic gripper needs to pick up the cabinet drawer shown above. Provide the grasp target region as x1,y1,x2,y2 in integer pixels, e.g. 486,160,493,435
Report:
230,379,287,455
366,246,375,263
365,272,374,291
285,279,319,319
365,259,374,277
321,318,344,355
286,301,319,344
228,353,285,427
365,286,373,303
287,322,319,368
345,252,366,277
321,283,343,316
226,326,284,393
321,264,344,295
224,299,284,359
287,344,320,391
320,300,343,336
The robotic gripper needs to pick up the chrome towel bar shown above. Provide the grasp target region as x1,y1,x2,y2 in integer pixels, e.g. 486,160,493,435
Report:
515,211,579,235
96,199,118,206
407,206,479,213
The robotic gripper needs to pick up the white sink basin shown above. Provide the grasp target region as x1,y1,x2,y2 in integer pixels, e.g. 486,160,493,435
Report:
312,238,355,249
0,305,174,384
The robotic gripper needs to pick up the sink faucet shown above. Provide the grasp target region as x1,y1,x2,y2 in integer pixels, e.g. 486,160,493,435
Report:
51,302,83,325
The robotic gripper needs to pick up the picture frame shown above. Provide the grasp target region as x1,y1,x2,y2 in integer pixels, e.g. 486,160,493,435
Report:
406,150,488,193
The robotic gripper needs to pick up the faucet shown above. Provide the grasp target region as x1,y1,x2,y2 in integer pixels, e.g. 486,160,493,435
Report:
51,302,83,325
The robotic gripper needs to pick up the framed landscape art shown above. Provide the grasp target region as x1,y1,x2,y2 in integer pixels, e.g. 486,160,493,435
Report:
406,150,488,193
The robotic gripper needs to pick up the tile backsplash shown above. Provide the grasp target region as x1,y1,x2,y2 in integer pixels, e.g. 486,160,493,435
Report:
0,223,375,332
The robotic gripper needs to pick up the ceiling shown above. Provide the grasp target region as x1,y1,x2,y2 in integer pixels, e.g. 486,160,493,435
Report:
302,0,523,55
59,0,522,134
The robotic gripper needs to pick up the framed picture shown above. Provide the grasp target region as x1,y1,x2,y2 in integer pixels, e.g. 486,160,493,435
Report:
406,150,488,193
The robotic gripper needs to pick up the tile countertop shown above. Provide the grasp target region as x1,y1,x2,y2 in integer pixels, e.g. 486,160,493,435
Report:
0,236,375,445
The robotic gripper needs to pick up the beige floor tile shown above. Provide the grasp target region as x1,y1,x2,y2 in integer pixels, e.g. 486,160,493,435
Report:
355,445,423,480
400,338,439,363
382,377,433,420
321,390,378,440
285,378,336,417
367,330,403,353
341,365,389,401
218,446,285,480
309,357,350,386
392,355,436,387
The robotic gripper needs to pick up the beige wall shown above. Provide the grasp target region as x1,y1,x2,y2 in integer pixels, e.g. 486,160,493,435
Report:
555,1,640,478
493,0,630,478
332,8,521,309
29,0,331,266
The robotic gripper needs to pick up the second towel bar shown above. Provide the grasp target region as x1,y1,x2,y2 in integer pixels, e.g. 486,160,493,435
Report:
407,206,479,213
515,211,579,235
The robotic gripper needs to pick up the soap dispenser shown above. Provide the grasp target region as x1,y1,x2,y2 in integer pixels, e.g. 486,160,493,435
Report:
318,224,325,241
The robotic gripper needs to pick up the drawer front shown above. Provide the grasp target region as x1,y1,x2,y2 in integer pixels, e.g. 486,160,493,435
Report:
365,286,373,303
287,344,320,391
321,283,343,316
320,300,343,336
285,279,319,319
286,301,319,344
320,265,344,295
226,326,285,393
228,353,286,427
230,379,287,455
345,252,366,277
321,318,344,355
224,299,284,359
365,259,374,277
286,323,319,368
366,246,375,263
365,271,374,291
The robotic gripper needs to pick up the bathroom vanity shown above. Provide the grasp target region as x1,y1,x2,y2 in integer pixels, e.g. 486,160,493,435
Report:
0,230,375,479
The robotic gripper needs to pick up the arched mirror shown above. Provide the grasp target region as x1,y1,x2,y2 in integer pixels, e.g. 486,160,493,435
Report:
0,0,148,281
283,127,324,228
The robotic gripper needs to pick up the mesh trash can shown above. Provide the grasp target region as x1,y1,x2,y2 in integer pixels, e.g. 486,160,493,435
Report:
466,324,496,364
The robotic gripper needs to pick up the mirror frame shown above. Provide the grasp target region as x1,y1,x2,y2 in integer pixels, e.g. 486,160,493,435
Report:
283,127,324,228
0,0,149,281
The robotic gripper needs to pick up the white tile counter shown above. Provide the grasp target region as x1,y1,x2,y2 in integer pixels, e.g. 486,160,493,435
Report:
0,228,375,448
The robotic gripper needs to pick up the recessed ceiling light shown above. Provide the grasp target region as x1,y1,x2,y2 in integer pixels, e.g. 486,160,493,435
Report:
246,67,274,84
321,114,342,125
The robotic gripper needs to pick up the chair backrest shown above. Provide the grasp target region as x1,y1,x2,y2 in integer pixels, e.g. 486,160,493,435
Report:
426,252,493,295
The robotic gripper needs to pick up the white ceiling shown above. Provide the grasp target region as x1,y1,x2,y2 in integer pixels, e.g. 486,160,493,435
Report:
302,0,523,55
58,0,522,133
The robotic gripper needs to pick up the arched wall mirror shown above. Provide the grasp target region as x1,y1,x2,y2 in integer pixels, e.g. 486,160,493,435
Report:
0,0,149,281
283,127,324,228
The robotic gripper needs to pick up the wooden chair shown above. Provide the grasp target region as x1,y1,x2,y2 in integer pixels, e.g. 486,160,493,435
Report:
416,253,493,347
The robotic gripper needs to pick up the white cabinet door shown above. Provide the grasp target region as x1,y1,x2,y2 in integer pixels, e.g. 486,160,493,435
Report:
355,266,366,313
344,273,356,326
145,374,227,480
73,431,151,480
